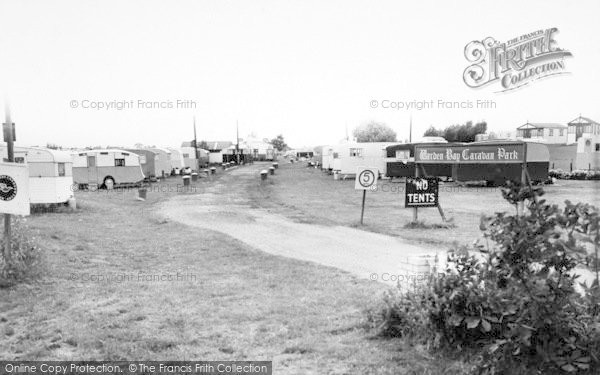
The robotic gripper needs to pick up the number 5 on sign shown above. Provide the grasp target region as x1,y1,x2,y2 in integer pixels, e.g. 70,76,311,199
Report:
355,167,378,225
355,167,378,191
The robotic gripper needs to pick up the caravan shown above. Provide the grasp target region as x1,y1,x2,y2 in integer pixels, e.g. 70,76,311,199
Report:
332,141,398,178
72,149,145,188
320,145,335,171
1,145,75,204
167,148,185,174
148,148,172,178
124,149,159,180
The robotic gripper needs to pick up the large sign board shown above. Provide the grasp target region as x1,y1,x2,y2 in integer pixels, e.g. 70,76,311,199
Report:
0,163,30,216
405,177,438,208
354,167,378,190
414,143,525,164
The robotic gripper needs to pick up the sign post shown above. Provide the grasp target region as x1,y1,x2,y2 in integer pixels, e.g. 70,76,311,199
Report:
405,176,439,224
355,167,378,225
2,102,17,261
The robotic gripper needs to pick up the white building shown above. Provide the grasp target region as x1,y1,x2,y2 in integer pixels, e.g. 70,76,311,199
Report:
180,142,209,169
204,141,233,164
568,116,600,170
244,136,275,161
516,122,568,144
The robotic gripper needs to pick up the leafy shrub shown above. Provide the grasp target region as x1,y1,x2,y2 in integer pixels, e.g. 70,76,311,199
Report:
549,169,568,179
0,217,43,286
371,182,600,374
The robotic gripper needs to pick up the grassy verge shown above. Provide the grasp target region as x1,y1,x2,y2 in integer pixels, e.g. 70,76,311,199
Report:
248,162,600,249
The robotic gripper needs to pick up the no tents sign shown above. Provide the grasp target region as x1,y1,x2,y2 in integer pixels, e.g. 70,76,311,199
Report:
405,177,438,208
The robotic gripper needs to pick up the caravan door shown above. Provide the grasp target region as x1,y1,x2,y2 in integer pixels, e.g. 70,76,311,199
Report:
87,155,98,184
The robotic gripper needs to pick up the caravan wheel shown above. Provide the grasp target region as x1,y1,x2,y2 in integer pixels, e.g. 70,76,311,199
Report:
103,177,115,190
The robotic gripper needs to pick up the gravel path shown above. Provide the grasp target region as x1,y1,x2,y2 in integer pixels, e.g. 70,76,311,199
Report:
159,165,443,285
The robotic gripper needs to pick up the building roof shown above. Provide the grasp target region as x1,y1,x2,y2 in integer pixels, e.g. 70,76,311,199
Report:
181,141,233,150
568,116,599,126
517,122,566,130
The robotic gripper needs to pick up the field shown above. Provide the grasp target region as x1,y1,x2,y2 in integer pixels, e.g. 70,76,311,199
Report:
1,161,598,374
251,162,600,249
0,168,469,375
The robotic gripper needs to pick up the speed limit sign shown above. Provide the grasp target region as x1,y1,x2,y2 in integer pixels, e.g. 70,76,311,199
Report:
355,167,378,190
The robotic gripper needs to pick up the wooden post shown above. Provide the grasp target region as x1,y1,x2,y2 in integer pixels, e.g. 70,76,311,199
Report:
193,116,199,172
360,190,366,225
3,101,14,262
418,164,447,222
413,162,419,222
519,143,528,216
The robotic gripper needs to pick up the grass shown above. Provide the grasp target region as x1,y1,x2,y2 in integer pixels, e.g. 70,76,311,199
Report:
250,161,600,249
0,169,471,374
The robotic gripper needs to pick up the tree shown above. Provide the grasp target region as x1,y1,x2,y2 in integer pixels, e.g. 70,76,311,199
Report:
423,126,440,137
270,134,288,152
46,143,62,150
353,121,397,142
422,121,487,142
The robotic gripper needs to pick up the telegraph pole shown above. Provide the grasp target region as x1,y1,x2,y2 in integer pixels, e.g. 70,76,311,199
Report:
236,120,240,164
409,114,413,143
3,100,14,261
193,116,199,171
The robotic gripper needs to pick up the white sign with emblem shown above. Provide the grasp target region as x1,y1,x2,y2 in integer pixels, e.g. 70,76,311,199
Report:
0,162,30,216
355,167,378,190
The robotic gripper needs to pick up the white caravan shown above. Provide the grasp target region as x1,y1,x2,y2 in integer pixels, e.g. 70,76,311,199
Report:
72,149,145,187
167,148,185,174
1,145,75,204
332,141,398,178
148,148,172,178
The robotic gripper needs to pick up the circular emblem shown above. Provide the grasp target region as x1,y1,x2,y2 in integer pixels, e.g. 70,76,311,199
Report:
358,170,376,188
0,175,18,201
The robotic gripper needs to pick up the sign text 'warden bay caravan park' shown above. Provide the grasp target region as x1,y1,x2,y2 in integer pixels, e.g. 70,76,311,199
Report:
414,143,525,164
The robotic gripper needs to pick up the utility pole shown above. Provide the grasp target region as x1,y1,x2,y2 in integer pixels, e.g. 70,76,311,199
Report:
193,116,199,171
3,100,14,262
409,114,413,143
236,120,240,164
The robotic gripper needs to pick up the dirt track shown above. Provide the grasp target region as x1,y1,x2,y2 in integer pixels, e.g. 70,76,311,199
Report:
159,164,441,285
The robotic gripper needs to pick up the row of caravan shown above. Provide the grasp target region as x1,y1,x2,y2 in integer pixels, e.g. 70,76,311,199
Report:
0,146,209,205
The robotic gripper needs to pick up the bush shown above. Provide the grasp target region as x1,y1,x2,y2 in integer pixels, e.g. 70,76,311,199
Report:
0,217,43,286
371,182,600,374
549,169,600,181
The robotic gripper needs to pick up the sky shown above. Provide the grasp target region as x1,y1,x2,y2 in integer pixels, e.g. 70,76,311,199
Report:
0,0,599,149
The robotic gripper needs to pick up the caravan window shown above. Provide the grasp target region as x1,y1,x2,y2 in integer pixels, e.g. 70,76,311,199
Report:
349,148,363,157
58,163,66,176
14,157,25,164
396,150,410,160
115,158,126,167
182,153,189,158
